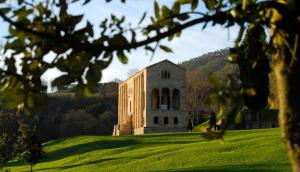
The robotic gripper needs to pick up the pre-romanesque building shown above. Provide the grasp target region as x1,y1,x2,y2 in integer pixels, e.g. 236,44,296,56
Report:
113,60,187,136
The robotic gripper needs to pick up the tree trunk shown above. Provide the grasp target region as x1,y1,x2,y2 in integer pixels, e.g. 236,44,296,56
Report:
30,164,33,172
272,2,300,170
274,50,300,172
190,116,194,131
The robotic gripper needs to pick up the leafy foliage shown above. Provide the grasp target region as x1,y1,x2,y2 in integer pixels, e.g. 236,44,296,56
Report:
16,120,43,171
0,109,18,165
233,24,270,112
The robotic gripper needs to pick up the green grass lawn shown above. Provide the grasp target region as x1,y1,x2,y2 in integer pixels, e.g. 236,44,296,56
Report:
1,128,291,172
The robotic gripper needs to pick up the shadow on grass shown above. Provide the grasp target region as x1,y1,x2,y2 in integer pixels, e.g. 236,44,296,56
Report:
34,157,119,171
139,132,202,138
4,139,139,168
42,137,70,147
142,141,200,145
3,133,202,169
161,163,291,172
42,139,138,163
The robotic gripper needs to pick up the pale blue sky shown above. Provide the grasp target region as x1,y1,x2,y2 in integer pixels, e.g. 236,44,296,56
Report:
0,0,238,83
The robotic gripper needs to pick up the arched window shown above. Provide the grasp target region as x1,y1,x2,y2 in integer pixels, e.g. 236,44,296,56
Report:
154,116,158,124
174,117,178,124
151,88,159,110
167,72,170,79
164,71,168,79
172,89,180,110
161,88,170,110
164,117,169,124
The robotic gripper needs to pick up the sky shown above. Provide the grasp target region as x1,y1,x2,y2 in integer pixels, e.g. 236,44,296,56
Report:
0,0,239,84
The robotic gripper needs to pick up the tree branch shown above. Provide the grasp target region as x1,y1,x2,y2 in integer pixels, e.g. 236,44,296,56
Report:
0,10,224,54
0,0,289,55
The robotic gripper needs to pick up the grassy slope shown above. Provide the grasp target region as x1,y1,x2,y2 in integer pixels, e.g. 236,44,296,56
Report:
3,128,291,172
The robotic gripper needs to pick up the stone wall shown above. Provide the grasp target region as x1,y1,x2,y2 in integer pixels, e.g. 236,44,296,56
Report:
117,69,147,135
145,60,187,131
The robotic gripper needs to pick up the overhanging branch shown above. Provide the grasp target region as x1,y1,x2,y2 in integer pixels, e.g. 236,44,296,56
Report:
0,10,225,53
1,0,287,54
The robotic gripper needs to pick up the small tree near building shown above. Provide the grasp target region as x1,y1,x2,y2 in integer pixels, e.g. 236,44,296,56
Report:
186,70,211,129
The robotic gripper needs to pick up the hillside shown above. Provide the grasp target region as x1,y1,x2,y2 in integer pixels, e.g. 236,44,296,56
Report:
180,49,238,78
2,128,290,172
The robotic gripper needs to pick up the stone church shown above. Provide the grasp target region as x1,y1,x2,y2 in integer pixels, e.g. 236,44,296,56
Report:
113,60,187,136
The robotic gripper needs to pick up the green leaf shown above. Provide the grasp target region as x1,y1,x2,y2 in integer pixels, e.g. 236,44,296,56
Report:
0,7,11,14
13,7,33,21
138,11,147,25
69,15,84,26
86,21,94,37
203,0,217,11
52,75,74,87
36,3,45,14
191,0,199,11
17,0,24,5
177,0,192,5
117,51,128,64
177,13,189,21
168,34,174,41
172,3,180,14
145,45,154,52
109,34,129,47
159,45,173,53
162,6,170,17
94,58,113,70
83,0,91,5
26,96,34,108
154,1,160,18
243,88,256,96
86,66,101,91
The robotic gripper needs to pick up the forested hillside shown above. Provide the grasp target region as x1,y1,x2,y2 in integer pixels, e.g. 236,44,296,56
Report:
180,49,278,128
180,49,238,78
35,82,118,141
0,82,119,143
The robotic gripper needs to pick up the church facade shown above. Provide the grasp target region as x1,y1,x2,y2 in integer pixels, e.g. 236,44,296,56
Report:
113,60,187,136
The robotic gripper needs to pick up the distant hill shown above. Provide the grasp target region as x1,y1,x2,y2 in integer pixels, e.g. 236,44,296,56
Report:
180,49,238,77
